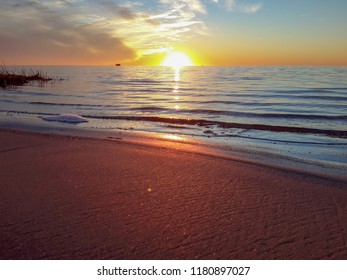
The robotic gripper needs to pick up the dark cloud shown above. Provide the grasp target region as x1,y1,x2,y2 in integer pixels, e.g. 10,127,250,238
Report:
117,7,137,20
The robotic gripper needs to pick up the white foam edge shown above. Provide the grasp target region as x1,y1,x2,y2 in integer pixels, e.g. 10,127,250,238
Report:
41,114,88,124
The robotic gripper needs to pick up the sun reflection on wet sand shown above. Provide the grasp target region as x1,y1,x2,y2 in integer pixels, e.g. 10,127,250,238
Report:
162,134,186,141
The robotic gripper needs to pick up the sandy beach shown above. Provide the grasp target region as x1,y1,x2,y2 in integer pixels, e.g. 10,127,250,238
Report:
0,128,346,260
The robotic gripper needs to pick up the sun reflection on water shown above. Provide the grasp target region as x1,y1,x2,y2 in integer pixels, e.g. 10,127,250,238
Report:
174,68,180,82
173,67,181,112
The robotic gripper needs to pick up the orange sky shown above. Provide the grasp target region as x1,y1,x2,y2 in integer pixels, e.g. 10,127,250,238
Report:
1,0,347,66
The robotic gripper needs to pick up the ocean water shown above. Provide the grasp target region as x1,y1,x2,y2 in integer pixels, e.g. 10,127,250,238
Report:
1,66,347,179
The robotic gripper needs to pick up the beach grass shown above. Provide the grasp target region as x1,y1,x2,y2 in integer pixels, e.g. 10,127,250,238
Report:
0,65,52,88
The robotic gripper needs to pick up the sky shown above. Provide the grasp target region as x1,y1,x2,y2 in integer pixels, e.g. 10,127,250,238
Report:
1,0,347,66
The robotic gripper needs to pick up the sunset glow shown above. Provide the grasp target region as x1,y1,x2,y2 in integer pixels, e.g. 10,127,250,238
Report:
161,52,194,68
1,1,347,66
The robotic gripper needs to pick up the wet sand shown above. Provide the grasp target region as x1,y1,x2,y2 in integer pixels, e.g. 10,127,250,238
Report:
0,129,346,259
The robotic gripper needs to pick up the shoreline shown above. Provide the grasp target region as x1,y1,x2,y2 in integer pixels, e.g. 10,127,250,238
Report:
1,120,347,184
0,128,346,259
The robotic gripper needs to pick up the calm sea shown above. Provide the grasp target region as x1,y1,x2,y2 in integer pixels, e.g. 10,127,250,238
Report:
1,66,347,178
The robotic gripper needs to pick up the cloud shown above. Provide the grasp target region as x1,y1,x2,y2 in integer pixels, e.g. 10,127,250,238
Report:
224,0,262,14
122,0,208,57
117,7,137,20
225,0,236,11
240,3,262,14
160,0,207,14
87,0,140,20
0,0,136,64
0,0,263,65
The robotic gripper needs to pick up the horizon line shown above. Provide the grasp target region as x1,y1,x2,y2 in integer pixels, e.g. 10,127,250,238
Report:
2,64,347,67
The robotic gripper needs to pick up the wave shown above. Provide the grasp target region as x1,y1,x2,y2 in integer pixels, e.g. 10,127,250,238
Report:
120,79,166,84
179,109,347,120
118,106,347,120
226,93,347,102
6,108,344,138
268,89,347,94
195,100,345,109
130,106,168,111
1,90,91,99
0,100,122,109
3,98,345,116
2,104,347,123
83,115,347,138
2,98,345,113
288,95,347,102
28,101,120,108
313,87,347,91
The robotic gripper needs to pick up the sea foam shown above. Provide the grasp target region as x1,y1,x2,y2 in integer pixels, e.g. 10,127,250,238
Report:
41,114,88,124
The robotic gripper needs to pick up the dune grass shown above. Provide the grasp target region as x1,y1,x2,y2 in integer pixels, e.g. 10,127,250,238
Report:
0,65,52,88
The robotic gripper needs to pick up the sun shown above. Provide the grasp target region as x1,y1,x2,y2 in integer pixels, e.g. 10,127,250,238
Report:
162,51,194,68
